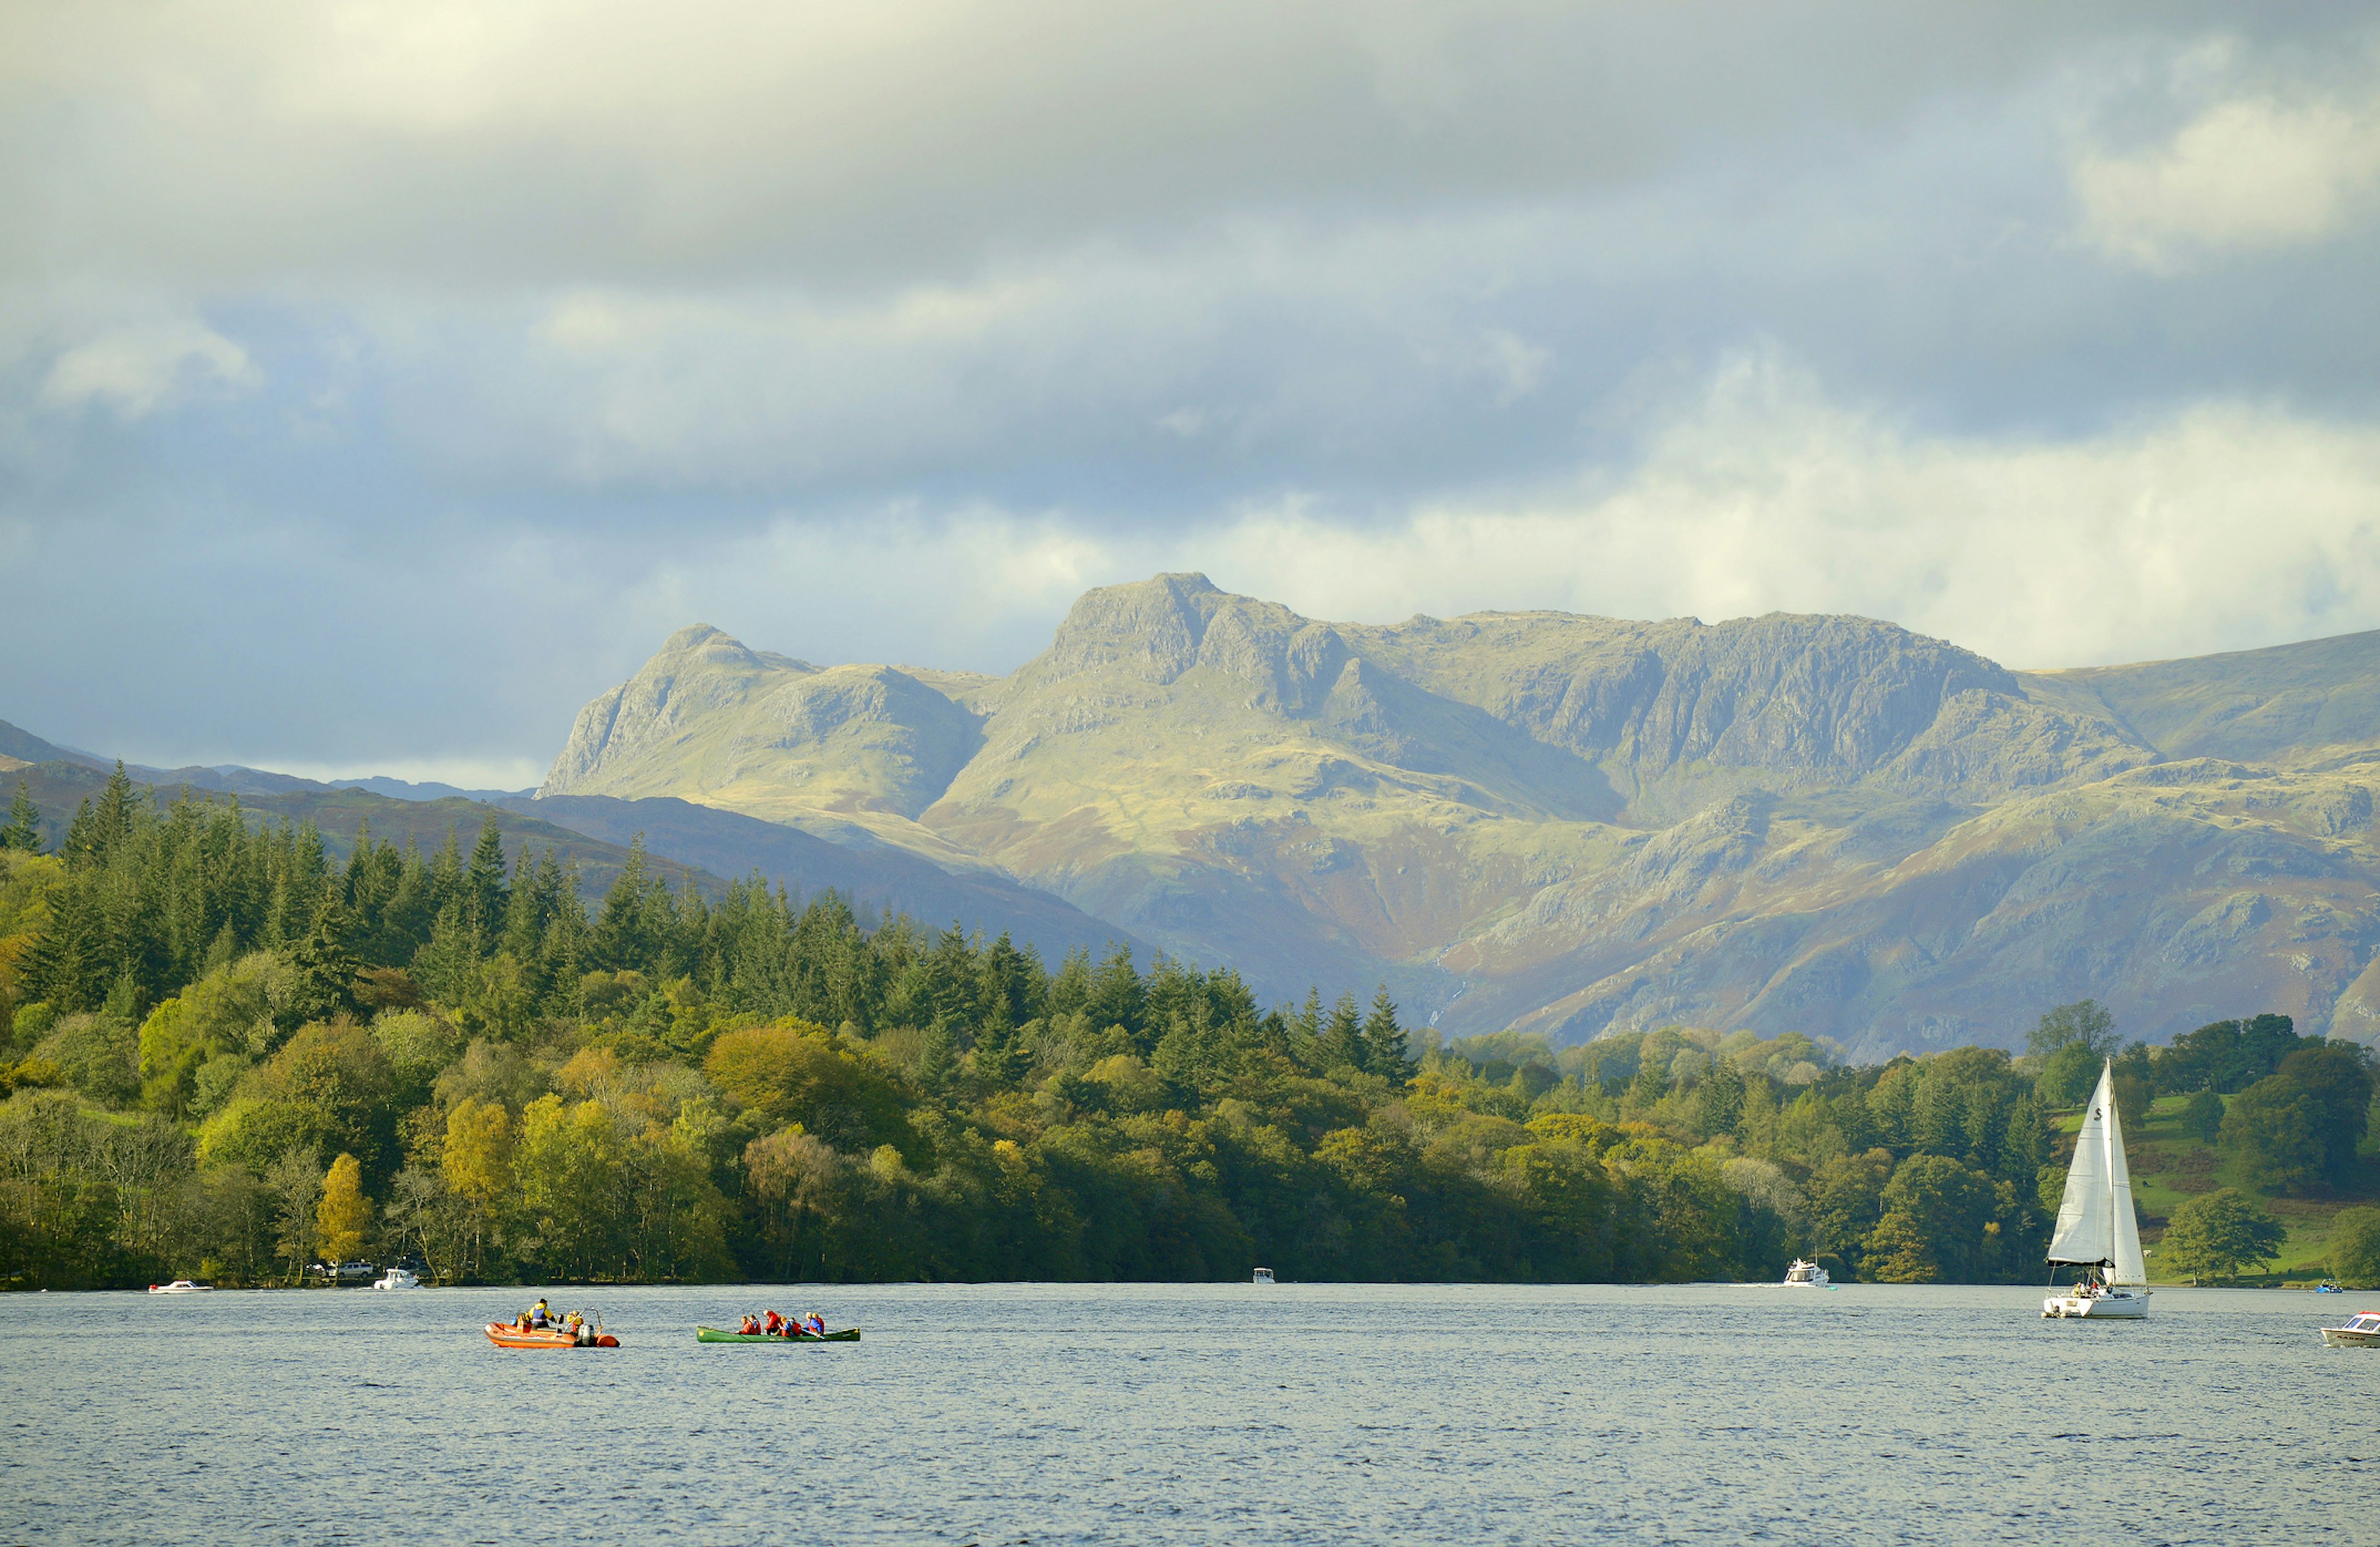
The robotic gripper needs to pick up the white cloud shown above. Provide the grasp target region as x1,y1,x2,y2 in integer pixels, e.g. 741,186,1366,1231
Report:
1189,351,2380,669
38,320,261,418
530,350,2380,677
2074,86,2380,268
0,1,2154,288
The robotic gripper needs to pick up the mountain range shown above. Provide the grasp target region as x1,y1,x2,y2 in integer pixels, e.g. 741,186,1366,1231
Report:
534,574,2380,1059
12,574,2377,1059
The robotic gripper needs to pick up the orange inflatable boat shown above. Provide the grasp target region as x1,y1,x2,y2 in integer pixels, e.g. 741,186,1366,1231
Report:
485,1321,619,1349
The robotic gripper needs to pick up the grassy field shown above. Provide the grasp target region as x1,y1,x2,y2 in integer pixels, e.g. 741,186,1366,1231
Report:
2064,1094,2380,1285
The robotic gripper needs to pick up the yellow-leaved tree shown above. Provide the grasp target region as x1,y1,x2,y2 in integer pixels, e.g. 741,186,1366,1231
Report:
443,1099,514,1278
316,1153,372,1264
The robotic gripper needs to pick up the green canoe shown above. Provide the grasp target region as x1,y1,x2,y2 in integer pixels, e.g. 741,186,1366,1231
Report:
695,1325,862,1343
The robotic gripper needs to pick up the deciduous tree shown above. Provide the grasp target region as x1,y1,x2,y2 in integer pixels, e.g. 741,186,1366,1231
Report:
315,1152,371,1263
2156,1189,2285,1280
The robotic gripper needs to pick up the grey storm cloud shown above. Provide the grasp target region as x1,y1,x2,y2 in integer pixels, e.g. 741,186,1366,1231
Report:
4,1,2380,784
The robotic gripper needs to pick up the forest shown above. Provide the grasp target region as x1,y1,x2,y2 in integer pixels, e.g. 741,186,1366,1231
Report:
1,770,2374,1290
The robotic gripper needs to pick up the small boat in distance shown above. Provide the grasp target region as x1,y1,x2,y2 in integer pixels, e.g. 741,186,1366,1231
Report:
1783,1259,1829,1287
148,1280,213,1295
1253,1267,1275,1285
2043,1060,2150,1320
694,1325,862,1343
372,1267,420,1290
2320,1311,2380,1347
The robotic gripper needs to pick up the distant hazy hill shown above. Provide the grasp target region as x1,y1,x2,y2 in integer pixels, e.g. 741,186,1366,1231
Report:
0,718,526,803
0,731,1142,968
7,760,710,899
540,576,2380,1058
510,793,1145,961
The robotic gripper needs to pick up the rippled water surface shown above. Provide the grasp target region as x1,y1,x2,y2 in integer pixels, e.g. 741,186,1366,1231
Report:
4,1282,2375,1544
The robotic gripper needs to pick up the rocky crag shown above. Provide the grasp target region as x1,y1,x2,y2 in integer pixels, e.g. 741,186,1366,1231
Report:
539,575,2380,1059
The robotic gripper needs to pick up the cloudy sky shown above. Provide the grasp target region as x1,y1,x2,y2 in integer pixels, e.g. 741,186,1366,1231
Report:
5,0,2379,786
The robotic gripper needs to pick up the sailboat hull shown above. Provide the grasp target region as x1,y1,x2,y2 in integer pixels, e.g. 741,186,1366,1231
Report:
2042,1290,2149,1319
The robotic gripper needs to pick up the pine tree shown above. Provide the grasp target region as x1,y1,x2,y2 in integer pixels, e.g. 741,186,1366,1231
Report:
61,798,99,870
412,900,477,1005
90,762,136,865
464,821,509,948
973,997,1033,1086
378,839,435,966
1320,993,1365,1072
1292,989,1323,1047
1046,946,1093,1018
1084,945,1147,1045
979,931,1038,1028
288,897,360,1025
1359,985,1415,1082
1,778,41,852
426,825,465,920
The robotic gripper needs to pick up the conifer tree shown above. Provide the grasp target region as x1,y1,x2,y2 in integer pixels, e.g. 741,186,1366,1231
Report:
1,778,40,852
90,762,136,865
1320,992,1365,1071
1292,989,1322,1049
61,797,99,870
972,996,1033,1085
592,835,659,972
464,821,509,946
1084,945,1147,1044
1046,946,1093,1018
412,901,476,1005
1359,985,1414,1082
288,897,361,1025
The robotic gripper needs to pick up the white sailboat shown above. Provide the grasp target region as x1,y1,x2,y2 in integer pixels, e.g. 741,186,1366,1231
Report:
2043,1060,2150,1320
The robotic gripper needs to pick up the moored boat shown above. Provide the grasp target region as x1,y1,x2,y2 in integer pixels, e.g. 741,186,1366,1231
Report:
1252,1267,1275,1285
148,1280,213,1294
2042,1060,2151,1320
2319,1311,2380,1347
694,1325,861,1343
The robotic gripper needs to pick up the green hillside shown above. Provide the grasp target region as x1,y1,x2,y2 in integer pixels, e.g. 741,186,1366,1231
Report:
2118,1093,2380,1283
2020,629,2380,766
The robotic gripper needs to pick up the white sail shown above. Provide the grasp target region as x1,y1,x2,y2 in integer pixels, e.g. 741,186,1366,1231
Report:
2106,1077,2146,1284
2047,1063,2115,1266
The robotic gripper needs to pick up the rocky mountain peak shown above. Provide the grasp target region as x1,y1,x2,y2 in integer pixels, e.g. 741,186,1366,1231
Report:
529,582,2380,1056
1034,572,1233,685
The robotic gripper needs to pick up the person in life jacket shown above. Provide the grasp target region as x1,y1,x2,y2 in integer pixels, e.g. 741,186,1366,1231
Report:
804,1312,827,1338
528,1298,553,1329
762,1310,785,1336
739,1314,762,1336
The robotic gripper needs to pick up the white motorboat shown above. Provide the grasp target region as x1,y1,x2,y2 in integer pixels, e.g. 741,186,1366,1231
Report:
2319,1310,2380,1347
2043,1061,2151,1320
1783,1258,1830,1287
1251,1267,1275,1285
148,1280,213,1294
372,1267,421,1290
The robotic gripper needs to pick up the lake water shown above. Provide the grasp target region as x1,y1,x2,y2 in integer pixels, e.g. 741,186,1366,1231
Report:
2,1282,2373,1544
